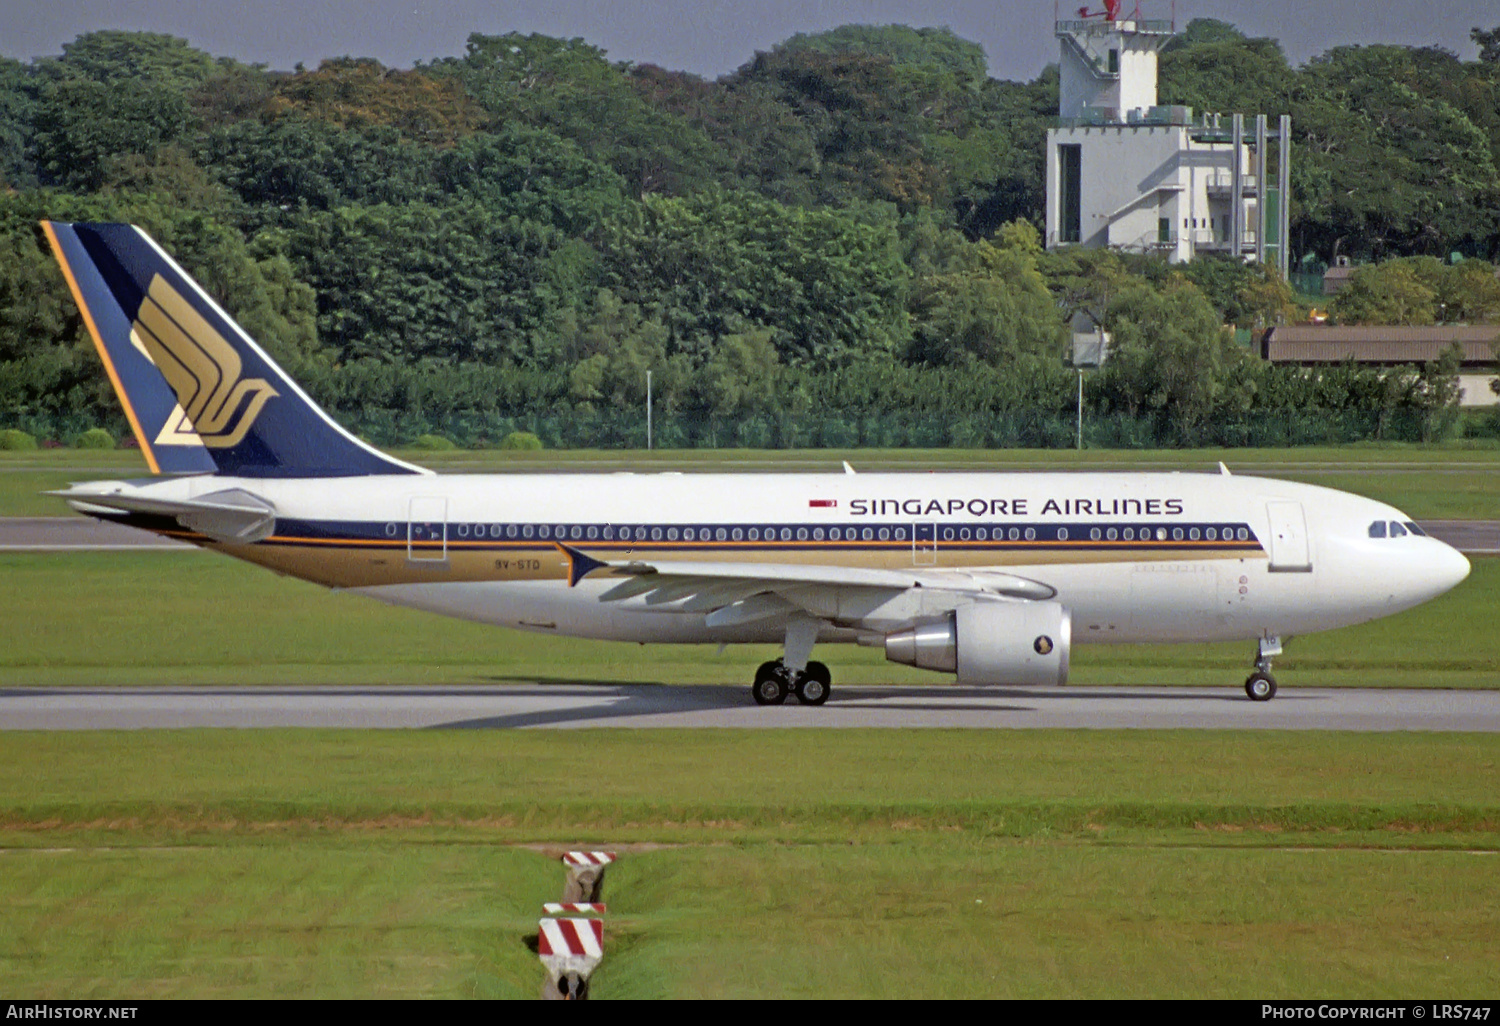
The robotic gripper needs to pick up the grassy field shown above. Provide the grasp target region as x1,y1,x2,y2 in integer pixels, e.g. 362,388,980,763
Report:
1,551,1497,688
3,443,1498,518
1,730,1497,998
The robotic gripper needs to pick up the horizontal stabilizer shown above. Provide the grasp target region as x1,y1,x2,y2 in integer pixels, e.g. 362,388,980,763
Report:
48,485,276,544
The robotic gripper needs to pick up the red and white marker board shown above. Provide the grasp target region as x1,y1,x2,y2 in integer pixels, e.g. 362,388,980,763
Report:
538,918,604,958
544,902,607,915
537,917,605,983
562,851,616,867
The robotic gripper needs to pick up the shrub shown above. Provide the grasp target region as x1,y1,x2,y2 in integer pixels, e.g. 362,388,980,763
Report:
498,431,544,451
409,433,456,450
72,428,116,449
0,429,38,450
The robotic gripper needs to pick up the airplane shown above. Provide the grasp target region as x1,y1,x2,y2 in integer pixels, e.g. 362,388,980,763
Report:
40,221,1472,705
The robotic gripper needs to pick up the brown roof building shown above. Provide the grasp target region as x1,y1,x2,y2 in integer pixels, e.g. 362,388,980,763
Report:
1320,263,1356,295
1262,324,1499,406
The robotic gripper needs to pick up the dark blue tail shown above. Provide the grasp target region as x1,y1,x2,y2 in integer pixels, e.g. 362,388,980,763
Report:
44,221,423,478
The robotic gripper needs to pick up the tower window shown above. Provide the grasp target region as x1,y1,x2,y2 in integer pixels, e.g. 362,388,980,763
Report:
1059,145,1082,243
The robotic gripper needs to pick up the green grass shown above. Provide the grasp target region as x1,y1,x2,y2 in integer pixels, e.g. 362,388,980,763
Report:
4,444,1499,517
1,730,1497,998
2,551,1496,688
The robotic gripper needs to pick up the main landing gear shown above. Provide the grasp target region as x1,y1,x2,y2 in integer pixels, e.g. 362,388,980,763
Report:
752,615,832,706
752,659,832,706
1245,635,1282,702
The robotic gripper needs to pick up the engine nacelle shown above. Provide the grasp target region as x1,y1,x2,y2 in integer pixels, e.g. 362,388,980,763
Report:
884,601,1071,686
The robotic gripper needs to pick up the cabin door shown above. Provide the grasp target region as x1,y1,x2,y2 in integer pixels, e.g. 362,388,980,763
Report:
913,522,937,565
407,496,448,563
1265,501,1311,572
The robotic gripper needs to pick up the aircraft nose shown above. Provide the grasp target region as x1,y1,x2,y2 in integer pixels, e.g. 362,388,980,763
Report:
1442,543,1472,589
1419,540,1470,600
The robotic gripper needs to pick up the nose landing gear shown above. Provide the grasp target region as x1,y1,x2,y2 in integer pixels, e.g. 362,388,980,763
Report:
1245,635,1282,701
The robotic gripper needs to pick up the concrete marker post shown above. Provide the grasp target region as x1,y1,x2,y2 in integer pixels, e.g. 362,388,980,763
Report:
538,917,604,1001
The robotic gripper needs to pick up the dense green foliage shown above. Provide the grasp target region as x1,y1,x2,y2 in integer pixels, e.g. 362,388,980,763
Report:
0,22,1493,448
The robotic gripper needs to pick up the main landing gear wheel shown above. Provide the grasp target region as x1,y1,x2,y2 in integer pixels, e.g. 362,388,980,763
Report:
794,661,832,706
1245,672,1277,702
752,660,788,705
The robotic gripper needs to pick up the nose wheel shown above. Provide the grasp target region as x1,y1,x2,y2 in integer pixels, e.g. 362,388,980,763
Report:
1245,672,1277,701
750,659,832,706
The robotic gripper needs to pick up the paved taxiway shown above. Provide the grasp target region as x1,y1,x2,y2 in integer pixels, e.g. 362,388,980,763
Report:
2,684,1498,730
3,517,1497,552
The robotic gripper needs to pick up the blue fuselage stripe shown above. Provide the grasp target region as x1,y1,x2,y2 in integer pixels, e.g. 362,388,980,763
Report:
261,518,1262,551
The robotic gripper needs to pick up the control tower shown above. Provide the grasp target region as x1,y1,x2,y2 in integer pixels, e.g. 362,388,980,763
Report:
1044,2,1289,272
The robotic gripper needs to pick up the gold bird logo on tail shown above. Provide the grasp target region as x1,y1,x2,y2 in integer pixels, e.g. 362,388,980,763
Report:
130,275,278,449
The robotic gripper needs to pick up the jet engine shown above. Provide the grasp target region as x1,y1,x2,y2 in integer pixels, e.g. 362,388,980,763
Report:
883,601,1071,686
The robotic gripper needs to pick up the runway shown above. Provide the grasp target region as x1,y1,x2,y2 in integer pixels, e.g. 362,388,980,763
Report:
2,517,1496,552
2,684,1498,730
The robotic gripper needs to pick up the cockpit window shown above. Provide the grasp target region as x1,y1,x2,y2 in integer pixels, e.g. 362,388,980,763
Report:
1389,521,1408,538
1368,521,1387,538
1405,522,1427,537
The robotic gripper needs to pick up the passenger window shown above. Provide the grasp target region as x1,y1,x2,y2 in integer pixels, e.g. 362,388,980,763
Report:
1389,521,1407,538
1368,521,1387,538
1405,522,1426,537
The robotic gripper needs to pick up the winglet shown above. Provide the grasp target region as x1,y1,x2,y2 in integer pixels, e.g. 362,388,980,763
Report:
555,542,611,587
1219,461,1231,476
842,461,856,475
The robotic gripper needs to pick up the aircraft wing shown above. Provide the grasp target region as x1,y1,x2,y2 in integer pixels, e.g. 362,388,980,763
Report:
556,542,1055,629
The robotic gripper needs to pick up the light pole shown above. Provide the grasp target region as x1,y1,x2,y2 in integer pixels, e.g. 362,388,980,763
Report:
1077,368,1084,451
646,369,653,451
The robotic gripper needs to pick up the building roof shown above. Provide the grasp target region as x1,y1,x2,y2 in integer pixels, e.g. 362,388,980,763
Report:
1263,325,1499,366
1320,264,1356,295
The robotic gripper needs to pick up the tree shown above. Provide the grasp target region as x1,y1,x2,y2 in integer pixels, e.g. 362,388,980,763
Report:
32,77,193,190
692,328,781,416
599,188,910,369
1096,277,1241,438
0,58,37,186
432,126,630,233
428,33,728,196
199,118,440,210
562,289,684,412
1178,256,1295,328
40,30,216,87
1159,21,1293,117
729,46,951,208
265,58,483,146
281,201,589,366
1292,46,1500,260
630,66,820,204
1437,261,1500,323
1036,245,1133,328
775,25,988,84
1473,25,1500,63
1331,260,1439,325
907,234,1065,366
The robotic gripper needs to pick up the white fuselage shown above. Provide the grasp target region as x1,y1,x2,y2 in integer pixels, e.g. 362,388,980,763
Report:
95,469,1472,651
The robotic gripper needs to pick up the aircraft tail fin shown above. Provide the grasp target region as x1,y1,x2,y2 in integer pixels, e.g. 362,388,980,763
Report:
42,221,425,477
